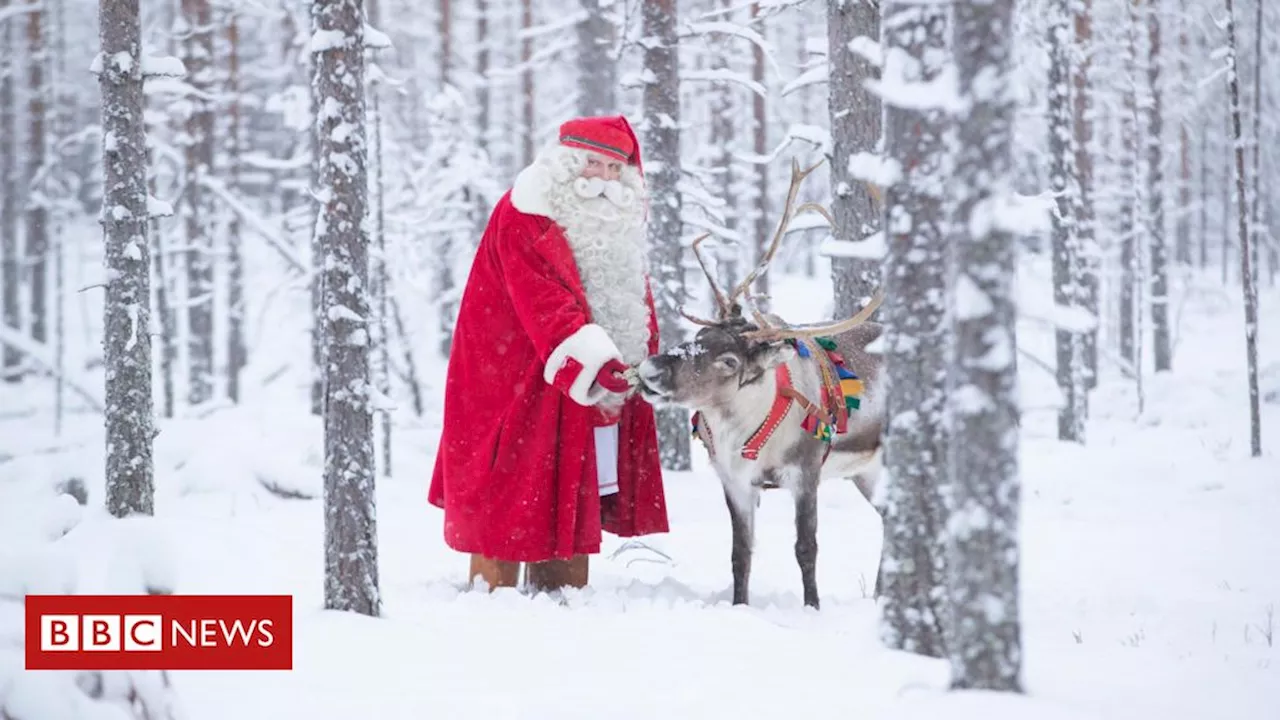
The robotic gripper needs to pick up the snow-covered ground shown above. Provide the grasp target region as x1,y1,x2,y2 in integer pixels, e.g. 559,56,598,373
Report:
2,260,1278,719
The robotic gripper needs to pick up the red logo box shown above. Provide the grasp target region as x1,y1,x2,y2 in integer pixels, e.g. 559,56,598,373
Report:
25,594,292,670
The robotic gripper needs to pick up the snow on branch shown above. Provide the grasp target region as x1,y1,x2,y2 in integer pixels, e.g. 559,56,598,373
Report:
0,1,42,26
787,123,831,152
147,195,174,219
782,62,828,96
682,21,783,77
364,23,393,49
683,68,768,99
198,175,308,274
848,36,882,68
518,10,588,40
820,231,886,260
312,27,386,53
141,55,186,78
866,49,962,112
0,327,105,413
847,152,901,188
696,0,810,22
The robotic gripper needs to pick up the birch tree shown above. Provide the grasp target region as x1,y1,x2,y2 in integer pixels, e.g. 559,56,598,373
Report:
1223,0,1262,458
947,0,1023,692
876,0,951,661
314,0,381,616
826,0,882,319
1049,0,1086,441
643,0,690,471
99,0,155,518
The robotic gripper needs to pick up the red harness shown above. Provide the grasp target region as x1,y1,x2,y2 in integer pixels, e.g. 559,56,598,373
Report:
693,360,841,465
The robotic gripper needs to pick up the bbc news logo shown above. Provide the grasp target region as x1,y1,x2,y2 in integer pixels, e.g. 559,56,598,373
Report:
26,594,292,670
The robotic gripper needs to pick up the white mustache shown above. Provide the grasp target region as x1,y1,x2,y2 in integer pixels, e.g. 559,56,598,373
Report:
573,176,636,207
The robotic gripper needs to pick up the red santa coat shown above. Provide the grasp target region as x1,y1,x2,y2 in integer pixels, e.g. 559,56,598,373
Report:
427,190,669,563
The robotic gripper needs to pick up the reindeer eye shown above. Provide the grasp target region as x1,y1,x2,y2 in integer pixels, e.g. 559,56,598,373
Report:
715,354,741,373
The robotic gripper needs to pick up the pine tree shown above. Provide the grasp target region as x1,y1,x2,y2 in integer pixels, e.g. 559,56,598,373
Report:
0,0,19,380
1049,0,1087,442
642,0,691,471
876,0,951,661
826,0,882,319
99,0,154,518
1223,0,1263,458
946,0,1023,692
314,0,381,616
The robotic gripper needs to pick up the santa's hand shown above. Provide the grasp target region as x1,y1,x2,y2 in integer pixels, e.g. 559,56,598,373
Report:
594,359,631,394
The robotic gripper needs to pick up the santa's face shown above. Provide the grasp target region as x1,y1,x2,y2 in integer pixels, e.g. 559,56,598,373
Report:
566,150,642,219
581,153,623,182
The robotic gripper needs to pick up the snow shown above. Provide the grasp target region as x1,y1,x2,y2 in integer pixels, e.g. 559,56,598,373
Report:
2,235,1279,720
141,56,186,79
954,273,995,320
309,30,348,53
820,231,886,259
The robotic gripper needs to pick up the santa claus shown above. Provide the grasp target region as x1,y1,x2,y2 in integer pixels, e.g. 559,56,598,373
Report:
428,115,669,595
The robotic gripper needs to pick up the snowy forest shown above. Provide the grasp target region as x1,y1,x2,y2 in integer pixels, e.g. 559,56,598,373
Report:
1,0,1278,717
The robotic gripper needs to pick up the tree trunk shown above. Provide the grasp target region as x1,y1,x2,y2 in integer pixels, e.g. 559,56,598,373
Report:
947,0,1023,692
578,0,616,116
226,11,246,402
876,0,951,661
1198,115,1210,268
100,0,155,517
1,1,20,379
1050,0,1086,442
183,0,216,406
826,0,882,320
1073,0,1098,390
750,2,770,303
1175,0,1192,266
476,0,490,153
310,0,325,417
1119,6,1138,369
440,0,452,86
1223,0,1262,458
314,0,381,616
521,0,534,167
1248,0,1262,287
26,5,50,347
642,0,690,472
1146,1,1171,373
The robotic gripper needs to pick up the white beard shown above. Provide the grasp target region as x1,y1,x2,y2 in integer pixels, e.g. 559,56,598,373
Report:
534,146,653,367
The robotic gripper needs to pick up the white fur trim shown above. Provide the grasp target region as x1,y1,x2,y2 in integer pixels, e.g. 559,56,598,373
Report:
510,161,554,217
544,323,624,406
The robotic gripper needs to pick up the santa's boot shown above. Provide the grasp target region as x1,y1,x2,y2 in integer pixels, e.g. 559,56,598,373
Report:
469,553,520,592
524,554,589,595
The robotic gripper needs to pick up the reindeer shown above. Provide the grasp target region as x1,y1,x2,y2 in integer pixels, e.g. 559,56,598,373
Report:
635,160,884,610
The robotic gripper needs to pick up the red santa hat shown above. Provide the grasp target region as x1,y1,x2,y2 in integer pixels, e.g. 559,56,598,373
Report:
558,115,643,176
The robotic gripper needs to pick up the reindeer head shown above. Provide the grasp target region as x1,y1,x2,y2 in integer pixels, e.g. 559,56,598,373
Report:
637,159,883,410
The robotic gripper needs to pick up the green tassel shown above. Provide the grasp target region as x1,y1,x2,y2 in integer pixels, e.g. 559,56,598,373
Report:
815,336,838,352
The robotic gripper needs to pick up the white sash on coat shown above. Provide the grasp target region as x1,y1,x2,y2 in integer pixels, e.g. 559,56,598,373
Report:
593,425,620,496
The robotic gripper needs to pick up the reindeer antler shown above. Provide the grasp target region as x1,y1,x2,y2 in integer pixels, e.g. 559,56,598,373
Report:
743,288,884,342
726,158,828,310
691,232,731,317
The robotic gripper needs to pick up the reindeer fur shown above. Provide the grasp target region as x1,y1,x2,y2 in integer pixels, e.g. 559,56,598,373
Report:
637,319,885,609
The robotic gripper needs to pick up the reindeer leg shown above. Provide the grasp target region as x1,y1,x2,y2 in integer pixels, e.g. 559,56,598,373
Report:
724,486,755,606
794,479,820,609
